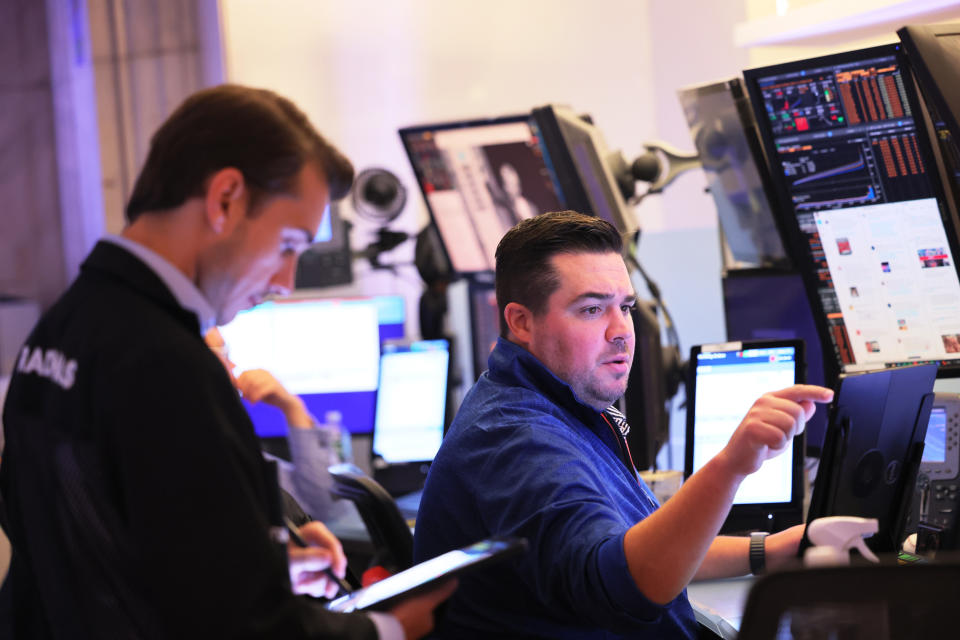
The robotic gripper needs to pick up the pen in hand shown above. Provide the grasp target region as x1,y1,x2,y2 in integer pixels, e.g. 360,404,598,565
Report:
283,517,353,597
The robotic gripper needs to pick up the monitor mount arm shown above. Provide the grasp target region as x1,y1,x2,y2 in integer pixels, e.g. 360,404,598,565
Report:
608,141,701,206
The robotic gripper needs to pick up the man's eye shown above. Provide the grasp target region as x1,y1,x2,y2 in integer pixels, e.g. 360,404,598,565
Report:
621,303,635,314
583,306,602,315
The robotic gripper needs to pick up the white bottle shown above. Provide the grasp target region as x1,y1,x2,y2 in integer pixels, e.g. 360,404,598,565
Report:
316,410,352,465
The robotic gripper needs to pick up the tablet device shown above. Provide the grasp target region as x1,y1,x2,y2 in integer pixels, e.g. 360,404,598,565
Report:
326,537,527,613
684,339,806,533
803,364,936,554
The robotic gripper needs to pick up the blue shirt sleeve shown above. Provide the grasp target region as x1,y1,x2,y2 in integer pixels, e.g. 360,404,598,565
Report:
468,415,685,632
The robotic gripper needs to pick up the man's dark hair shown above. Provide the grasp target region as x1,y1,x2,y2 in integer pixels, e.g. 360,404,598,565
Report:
125,84,354,222
494,210,623,336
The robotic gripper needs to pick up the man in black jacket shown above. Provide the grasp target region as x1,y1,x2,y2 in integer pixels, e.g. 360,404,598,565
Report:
0,84,451,639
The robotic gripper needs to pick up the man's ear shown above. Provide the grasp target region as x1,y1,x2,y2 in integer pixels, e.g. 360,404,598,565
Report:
503,302,534,345
204,167,247,234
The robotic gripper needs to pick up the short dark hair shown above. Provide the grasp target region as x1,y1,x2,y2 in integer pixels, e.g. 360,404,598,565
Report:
494,210,623,336
125,84,354,222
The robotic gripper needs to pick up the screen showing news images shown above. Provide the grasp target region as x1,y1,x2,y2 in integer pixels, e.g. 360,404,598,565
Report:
372,340,450,464
218,295,405,437
691,345,798,505
400,116,564,273
743,45,960,375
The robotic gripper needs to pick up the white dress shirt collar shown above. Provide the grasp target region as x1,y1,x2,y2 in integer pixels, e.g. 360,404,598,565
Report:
102,234,217,334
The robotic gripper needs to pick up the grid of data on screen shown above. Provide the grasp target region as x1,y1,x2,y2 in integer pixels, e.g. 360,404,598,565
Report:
373,342,449,464
692,347,797,504
220,298,381,395
751,50,960,370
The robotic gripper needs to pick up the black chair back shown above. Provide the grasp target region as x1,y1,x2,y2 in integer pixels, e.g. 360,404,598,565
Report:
738,559,960,639
329,468,414,572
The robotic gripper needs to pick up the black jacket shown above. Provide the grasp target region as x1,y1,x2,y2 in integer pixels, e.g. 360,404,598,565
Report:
0,241,375,639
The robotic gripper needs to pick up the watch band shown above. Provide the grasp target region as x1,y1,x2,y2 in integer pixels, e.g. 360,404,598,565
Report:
749,531,769,575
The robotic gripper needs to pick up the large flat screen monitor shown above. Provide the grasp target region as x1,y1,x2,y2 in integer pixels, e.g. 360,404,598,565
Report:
743,44,960,380
399,115,564,274
685,339,805,533
677,78,789,268
219,294,405,438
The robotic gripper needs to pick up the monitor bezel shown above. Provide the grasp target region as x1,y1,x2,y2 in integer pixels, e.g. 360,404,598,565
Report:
530,104,639,238
742,43,960,381
684,338,806,534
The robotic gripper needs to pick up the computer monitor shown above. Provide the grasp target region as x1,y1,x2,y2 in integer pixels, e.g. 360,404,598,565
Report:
218,294,406,438
742,44,960,381
295,202,353,289
531,104,639,237
467,276,499,381
371,340,451,465
399,115,565,274
899,25,960,260
621,302,670,472
677,78,789,268
370,339,451,496
685,340,805,533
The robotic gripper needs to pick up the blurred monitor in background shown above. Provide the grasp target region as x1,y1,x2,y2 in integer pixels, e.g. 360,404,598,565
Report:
399,115,564,274
530,104,639,238
219,294,405,440
295,202,354,289
371,339,452,496
677,78,789,268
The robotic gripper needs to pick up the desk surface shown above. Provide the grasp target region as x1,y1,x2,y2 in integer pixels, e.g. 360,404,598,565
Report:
688,575,754,639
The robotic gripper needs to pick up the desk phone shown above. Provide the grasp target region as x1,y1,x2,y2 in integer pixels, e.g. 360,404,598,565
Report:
906,392,960,552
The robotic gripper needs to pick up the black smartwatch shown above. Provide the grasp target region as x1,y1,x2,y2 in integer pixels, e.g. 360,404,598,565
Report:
749,531,769,575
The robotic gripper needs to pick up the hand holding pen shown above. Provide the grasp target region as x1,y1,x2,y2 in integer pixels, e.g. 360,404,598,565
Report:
284,517,353,599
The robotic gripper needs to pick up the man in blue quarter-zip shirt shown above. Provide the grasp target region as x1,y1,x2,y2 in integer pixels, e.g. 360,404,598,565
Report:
414,210,834,639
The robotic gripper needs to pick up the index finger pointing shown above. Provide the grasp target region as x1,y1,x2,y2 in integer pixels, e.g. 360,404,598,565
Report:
770,384,834,404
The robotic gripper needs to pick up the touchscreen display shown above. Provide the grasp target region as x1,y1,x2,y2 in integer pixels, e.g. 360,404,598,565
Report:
690,345,799,504
327,539,522,613
923,406,947,464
